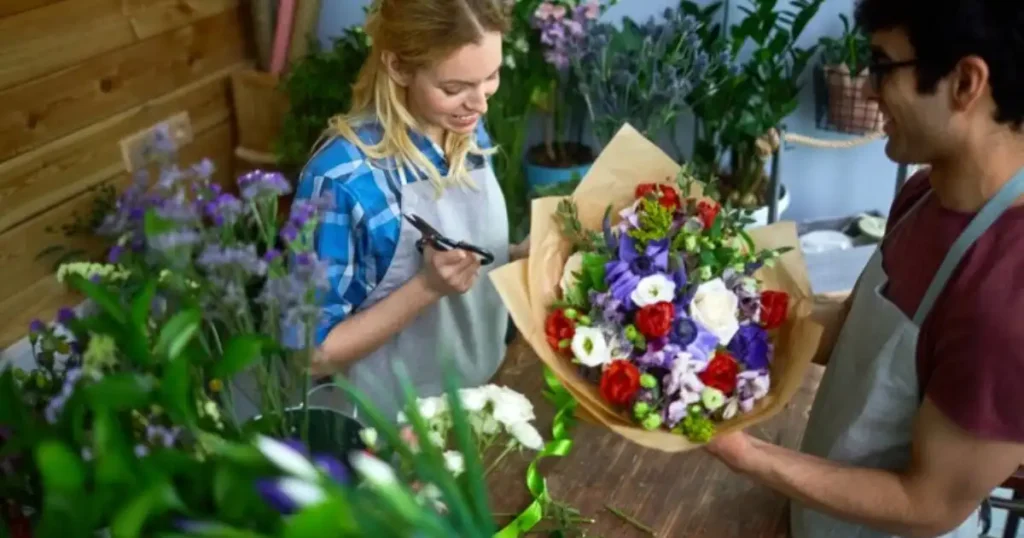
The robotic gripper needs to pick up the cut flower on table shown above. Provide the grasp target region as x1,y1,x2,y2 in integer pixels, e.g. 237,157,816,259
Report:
490,124,826,452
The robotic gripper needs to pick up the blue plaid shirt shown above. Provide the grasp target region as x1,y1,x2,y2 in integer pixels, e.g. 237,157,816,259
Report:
295,120,494,345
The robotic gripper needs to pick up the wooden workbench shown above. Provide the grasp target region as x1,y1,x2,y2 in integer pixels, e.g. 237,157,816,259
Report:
486,338,825,538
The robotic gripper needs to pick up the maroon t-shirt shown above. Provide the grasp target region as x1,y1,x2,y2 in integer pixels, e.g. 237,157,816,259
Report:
882,170,1024,443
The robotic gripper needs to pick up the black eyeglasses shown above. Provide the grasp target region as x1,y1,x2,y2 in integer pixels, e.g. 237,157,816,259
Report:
868,59,917,91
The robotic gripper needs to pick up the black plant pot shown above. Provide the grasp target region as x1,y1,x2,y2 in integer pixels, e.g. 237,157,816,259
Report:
277,407,367,476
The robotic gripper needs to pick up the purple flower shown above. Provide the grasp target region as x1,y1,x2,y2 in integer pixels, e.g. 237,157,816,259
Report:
192,159,215,179
736,370,770,412
280,223,299,243
263,249,281,263
149,230,200,252
155,195,199,223
107,244,124,263
197,244,268,277
588,290,625,324
204,193,243,226
313,454,349,484
637,342,680,368
45,367,83,424
238,170,291,200
256,479,302,514
56,307,76,326
728,324,770,371
669,316,719,363
29,319,45,334
145,425,181,448
605,235,669,304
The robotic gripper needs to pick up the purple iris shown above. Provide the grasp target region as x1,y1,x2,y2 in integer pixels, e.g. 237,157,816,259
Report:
605,235,668,304
670,316,719,363
727,324,771,371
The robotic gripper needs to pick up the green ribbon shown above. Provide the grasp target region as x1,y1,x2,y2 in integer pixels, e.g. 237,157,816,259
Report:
493,368,577,538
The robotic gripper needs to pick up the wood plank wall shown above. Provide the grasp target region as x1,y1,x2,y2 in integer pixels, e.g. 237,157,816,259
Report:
0,0,253,348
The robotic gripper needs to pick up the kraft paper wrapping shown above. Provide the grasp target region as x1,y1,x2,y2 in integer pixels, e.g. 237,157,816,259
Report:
490,124,825,452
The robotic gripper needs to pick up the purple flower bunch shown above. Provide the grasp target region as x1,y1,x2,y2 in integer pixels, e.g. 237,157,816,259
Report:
532,1,601,70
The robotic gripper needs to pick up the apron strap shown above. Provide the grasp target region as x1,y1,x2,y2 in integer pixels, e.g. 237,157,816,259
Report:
913,167,1024,324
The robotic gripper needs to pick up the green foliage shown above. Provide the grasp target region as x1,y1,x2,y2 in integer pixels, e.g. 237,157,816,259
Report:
818,13,871,73
627,199,675,246
274,28,371,175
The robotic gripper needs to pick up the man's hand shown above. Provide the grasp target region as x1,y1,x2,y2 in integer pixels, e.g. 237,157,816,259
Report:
703,398,1024,537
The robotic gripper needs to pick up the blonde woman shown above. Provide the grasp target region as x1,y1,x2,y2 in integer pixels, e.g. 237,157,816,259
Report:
295,0,527,417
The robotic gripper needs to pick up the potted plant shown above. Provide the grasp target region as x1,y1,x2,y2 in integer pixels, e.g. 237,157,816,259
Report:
689,0,825,227
522,0,614,196
817,14,882,134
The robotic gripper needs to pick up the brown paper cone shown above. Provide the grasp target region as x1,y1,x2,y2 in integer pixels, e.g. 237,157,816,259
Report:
490,124,826,452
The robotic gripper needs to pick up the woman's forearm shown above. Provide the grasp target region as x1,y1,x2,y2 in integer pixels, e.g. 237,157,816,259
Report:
318,274,440,369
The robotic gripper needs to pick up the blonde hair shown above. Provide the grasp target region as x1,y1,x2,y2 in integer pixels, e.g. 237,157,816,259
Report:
323,0,509,193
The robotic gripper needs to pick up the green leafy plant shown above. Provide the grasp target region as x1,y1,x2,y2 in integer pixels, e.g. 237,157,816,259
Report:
275,26,371,175
688,0,825,209
818,14,870,74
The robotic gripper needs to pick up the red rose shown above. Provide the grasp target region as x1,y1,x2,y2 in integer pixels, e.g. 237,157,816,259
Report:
635,183,681,211
599,360,641,406
545,309,576,355
634,302,675,338
759,291,789,330
699,351,740,395
697,200,720,230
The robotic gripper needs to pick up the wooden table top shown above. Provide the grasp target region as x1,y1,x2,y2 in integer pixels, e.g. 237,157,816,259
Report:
486,338,825,538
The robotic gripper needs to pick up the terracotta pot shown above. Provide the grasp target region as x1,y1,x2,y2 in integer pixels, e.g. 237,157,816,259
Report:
824,64,884,134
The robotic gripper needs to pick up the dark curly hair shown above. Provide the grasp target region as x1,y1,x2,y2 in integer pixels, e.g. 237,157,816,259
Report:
855,0,1024,129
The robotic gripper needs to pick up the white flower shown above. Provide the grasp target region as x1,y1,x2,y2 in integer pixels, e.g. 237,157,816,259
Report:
689,278,740,344
417,396,447,421
559,252,586,297
507,422,544,450
458,387,490,412
276,477,325,507
488,386,536,426
443,450,465,476
256,436,318,480
722,398,740,420
359,427,378,449
350,451,397,486
470,413,501,435
570,327,611,368
428,431,445,448
631,273,677,307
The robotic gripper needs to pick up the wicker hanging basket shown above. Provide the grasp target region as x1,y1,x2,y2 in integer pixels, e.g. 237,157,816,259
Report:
815,63,884,135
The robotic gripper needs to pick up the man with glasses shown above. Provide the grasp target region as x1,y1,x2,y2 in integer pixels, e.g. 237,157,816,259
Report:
704,1,1024,537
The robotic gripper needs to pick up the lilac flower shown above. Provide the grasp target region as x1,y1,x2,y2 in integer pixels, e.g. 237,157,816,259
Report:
727,324,770,371
204,193,243,226
669,316,719,363
239,170,291,200
107,244,124,263
45,367,83,424
29,319,45,334
736,370,770,413
134,445,149,458
56,307,76,327
263,249,281,263
197,244,268,277
157,164,186,191
605,236,668,304
145,425,181,448
663,354,707,401
588,290,625,324
280,223,299,243
637,342,681,369
149,230,200,252
192,158,215,179
155,194,199,223
313,454,349,484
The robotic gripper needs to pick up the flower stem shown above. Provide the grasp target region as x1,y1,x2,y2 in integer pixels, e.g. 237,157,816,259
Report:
484,443,516,477
604,504,656,536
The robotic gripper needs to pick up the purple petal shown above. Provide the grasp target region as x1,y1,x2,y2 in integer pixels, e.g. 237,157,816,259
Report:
313,454,349,484
256,479,299,514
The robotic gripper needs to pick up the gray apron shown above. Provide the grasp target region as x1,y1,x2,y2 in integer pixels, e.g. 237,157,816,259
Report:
792,166,1024,538
307,146,510,421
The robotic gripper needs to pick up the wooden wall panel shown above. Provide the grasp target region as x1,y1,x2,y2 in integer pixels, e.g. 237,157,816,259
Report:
0,0,240,91
122,0,240,40
0,0,67,18
0,120,236,349
0,9,246,162
0,63,244,233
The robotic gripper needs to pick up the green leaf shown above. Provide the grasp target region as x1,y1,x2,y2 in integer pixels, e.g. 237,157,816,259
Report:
93,411,136,487
66,274,126,325
154,309,201,361
143,210,175,240
131,279,158,334
87,373,155,411
284,499,354,537
36,441,85,492
111,480,183,538
213,334,265,379
160,354,196,427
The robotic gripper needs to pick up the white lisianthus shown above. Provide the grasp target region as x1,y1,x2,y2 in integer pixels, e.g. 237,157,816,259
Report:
458,386,489,412
256,436,318,480
275,477,326,507
631,274,677,307
488,386,536,426
507,422,544,450
443,450,465,476
350,451,397,486
559,252,586,297
689,278,740,344
570,327,611,368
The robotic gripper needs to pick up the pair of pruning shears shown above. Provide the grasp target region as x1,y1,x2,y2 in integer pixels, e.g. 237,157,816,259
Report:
403,213,495,266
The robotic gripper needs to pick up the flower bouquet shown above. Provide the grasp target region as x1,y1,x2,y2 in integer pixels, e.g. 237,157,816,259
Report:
490,124,824,451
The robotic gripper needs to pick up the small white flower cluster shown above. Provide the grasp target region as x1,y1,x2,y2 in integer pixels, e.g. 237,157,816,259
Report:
55,262,130,284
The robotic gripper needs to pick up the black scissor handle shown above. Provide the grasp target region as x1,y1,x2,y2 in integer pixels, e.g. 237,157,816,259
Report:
415,236,495,266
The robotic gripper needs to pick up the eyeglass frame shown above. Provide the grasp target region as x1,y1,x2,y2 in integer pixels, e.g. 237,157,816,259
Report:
867,58,918,92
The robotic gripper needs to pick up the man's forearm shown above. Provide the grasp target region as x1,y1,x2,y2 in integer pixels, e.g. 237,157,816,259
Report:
741,437,948,538
319,274,439,369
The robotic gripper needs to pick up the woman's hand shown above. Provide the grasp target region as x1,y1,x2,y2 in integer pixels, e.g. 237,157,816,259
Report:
510,235,530,261
420,245,481,297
